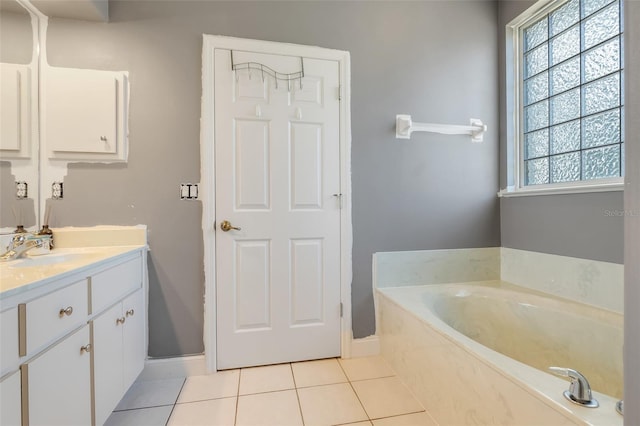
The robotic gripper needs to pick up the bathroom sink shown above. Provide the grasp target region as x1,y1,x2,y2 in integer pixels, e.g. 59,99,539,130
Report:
9,252,94,268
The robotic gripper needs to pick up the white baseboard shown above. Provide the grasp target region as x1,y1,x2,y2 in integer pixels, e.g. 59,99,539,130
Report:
139,340,379,381
349,335,380,358
139,355,207,380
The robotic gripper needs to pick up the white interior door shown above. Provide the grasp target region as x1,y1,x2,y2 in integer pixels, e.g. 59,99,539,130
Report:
214,48,341,369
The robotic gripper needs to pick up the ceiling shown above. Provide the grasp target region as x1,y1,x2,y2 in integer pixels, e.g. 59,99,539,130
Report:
30,0,109,21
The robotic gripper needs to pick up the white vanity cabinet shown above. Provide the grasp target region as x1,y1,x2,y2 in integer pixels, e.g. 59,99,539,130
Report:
0,247,147,426
93,290,145,426
45,66,129,162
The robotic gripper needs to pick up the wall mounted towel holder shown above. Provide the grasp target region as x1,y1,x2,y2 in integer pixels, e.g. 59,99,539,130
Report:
395,114,487,142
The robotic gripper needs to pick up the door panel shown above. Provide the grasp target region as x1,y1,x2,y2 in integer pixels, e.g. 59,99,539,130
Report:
215,48,341,369
235,119,271,210
234,240,271,331
290,123,323,210
290,238,324,326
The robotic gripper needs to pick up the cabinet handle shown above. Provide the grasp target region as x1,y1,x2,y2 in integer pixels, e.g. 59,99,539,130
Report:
80,344,91,354
116,317,126,325
126,309,135,317
59,306,73,317
100,136,108,142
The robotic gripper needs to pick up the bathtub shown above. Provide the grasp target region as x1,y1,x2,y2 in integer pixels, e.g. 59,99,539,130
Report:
376,281,623,426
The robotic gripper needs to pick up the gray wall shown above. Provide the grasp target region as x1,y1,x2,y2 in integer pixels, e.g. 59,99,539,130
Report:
0,8,33,64
500,192,624,263
498,1,624,264
44,0,500,356
624,0,640,423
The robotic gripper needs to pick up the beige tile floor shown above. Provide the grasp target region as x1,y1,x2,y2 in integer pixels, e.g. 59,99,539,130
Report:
105,356,437,426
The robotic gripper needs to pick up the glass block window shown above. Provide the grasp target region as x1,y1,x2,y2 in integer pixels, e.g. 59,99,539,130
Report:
521,0,624,186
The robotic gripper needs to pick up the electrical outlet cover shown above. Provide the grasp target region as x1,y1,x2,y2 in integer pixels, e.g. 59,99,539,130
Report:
52,182,64,199
16,181,28,199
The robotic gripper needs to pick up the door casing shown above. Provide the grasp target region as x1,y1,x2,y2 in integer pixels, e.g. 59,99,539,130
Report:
200,35,353,372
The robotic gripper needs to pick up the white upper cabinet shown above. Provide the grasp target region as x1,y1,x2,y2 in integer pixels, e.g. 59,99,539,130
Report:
44,66,129,162
0,63,32,158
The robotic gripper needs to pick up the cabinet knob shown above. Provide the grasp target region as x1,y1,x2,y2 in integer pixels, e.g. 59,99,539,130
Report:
100,136,108,142
116,317,126,325
59,306,73,317
80,344,91,354
126,309,135,317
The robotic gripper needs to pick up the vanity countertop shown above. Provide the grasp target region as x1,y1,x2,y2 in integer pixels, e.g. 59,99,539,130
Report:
0,245,146,299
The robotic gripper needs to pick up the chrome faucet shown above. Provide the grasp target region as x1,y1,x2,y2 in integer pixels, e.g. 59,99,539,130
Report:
0,234,45,262
549,367,599,408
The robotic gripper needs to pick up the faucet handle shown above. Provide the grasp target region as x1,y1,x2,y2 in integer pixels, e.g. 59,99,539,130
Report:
9,233,26,249
549,367,599,408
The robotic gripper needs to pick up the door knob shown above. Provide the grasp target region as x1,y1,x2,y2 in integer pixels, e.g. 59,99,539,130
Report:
220,220,241,232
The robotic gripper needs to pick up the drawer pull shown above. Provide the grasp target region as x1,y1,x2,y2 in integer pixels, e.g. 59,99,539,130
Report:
126,309,135,317
80,344,91,354
59,306,74,317
116,317,126,325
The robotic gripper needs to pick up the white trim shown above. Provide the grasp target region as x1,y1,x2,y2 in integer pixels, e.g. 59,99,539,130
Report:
349,336,380,358
200,35,353,373
138,356,207,381
505,0,625,195
499,180,624,197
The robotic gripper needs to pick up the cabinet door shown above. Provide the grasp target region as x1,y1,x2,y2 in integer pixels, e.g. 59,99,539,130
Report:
91,256,142,314
1,308,19,376
23,325,91,426
45,66,128,161
122,290,145,390
0,63,31,157
92,302,125,426
0,370,21,426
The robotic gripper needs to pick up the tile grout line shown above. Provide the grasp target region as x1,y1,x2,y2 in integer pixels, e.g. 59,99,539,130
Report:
367,409,428,422
348,374,395,384
238,386,298,397
337,358,372,422
168,395,238,406
234,369,242,426
290,362,307,426
113,403,175,413
164,377,186,426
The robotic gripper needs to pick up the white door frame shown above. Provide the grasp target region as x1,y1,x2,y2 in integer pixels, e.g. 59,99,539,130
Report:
200,35,353,372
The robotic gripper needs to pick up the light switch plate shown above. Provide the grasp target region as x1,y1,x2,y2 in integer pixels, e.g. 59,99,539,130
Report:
52,182,64,199
180,183,199,200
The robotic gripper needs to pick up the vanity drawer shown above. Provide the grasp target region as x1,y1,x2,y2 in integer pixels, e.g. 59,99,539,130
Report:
22,279,89,356
91,256,142,314
1,308,19,375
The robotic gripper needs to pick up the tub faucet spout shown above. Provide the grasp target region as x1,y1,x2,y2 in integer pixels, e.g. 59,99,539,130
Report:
549,367,599,408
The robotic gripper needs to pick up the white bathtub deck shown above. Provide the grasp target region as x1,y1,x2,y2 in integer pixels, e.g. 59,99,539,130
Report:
376,282,623,426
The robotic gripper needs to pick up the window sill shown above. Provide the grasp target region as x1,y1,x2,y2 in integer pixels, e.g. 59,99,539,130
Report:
498,181,625,198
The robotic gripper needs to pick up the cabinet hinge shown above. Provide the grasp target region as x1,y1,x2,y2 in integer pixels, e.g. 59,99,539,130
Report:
338,85,342,101
340,302,343,318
